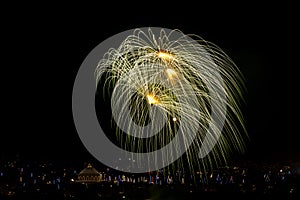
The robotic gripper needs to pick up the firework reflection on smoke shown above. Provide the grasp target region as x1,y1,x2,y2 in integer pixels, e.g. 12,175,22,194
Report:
95,28,247,172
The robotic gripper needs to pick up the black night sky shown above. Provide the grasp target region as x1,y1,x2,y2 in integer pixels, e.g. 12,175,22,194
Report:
2,3,299,165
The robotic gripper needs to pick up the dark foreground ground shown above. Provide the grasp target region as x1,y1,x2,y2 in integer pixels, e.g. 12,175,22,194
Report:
1,180,300,200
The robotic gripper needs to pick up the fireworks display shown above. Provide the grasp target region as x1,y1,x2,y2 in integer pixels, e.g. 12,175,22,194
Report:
95,28,247,172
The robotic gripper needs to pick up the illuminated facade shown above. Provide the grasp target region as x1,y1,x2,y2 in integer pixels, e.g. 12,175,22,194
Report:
77,163,101,183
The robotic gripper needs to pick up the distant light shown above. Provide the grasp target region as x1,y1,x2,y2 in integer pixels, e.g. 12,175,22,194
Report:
172,117,177,122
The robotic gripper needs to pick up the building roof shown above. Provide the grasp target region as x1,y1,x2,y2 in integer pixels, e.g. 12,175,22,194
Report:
78,163,100,176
